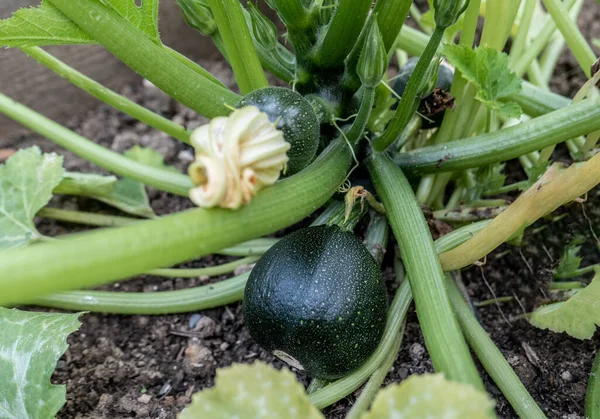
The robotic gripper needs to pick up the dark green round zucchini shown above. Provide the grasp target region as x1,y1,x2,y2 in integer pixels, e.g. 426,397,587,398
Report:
243,225,388,379
237,87,320,176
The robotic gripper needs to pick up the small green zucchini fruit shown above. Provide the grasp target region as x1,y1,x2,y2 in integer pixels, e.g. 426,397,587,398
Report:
243,225,388,379
237,87,320,176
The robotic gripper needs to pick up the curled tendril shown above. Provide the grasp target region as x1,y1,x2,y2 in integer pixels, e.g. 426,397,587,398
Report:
188,106,290,209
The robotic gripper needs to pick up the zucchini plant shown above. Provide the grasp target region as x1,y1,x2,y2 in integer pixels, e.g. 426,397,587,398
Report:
0,0,599,416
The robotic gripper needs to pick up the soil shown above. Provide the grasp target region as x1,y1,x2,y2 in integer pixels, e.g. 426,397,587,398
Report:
2,2,600,418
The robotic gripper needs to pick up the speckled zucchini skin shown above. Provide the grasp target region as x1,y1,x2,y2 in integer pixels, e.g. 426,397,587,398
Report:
243,225,388,379
237,87,320,176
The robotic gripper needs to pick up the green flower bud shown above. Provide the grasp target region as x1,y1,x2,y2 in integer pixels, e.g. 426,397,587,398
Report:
357,20,387,88
248,3,278,51
176,0,217,36
433,0,470,29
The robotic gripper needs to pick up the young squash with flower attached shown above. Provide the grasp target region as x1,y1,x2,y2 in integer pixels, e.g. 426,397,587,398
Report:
188,105,290,209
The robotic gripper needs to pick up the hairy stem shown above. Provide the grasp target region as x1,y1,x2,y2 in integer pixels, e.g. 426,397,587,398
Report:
395,100,600,174
207,0,268,94
447,279,546,419
48,0,239,117
368,154,483,389
21,47,192,143
374,25,445,152
33,273,249,315
0,93,193,196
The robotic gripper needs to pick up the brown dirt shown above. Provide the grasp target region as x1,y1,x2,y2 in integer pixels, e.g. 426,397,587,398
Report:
2,3,600,417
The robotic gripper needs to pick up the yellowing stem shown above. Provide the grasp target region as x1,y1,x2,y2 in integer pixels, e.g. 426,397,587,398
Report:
440,152,600,270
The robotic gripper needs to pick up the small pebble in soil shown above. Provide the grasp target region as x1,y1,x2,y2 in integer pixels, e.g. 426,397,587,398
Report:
184,342,215,367
137,394,152,404
188,314,202,329
158,382,172,397
192,316,221,338
409,343,425,361
561,371,573,381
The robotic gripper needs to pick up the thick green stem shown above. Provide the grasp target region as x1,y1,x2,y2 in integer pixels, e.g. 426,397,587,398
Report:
394,100,600,174
271,0,310,30
542,0,596,77
21,47,191,144
312,0,372,68
508,0,537,68
149,256,258,278
364,213,389,265
345,334,403,419
395,25,429,56
37,208,138,228
373,0,412,54
48,0,239,118
374,25,445,152
162,45,226,88
218,238,278,256
255,45,296,84
511,0,577,77
32,273,249,315
0,140,351,306
539,0,586,85
505,81,571,117
447,279,546,419
480,0,521,51
206,0,268,94
586,351,600,418
0,93,193,196
459,0,482,49
346,87,376,143
306,379,328,394
368,154,483,389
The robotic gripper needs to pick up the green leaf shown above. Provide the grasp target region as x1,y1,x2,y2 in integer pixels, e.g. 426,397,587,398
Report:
555,236,585,278
521,162,550,190
593,39,600,48
471,164,506,200
0,308,83,418
444,45,522,118
530,269,600,339
179,362,324,419
0,0,159,48
55,172,155,218
124,145,179,173
0,146,64,250
54,147,175,218
362,373,496,419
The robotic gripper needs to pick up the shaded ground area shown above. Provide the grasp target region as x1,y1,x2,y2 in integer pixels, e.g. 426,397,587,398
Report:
2,2,600,417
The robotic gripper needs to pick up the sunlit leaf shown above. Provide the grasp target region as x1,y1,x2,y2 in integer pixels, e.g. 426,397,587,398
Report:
554,236,585,278
179,362,324,419
0,0,159,47
444,45,522,118
362,373,496,419
0,308,83,418
124,145,179,173
0,147,64,250
55,172,155,218
531,269,600,339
